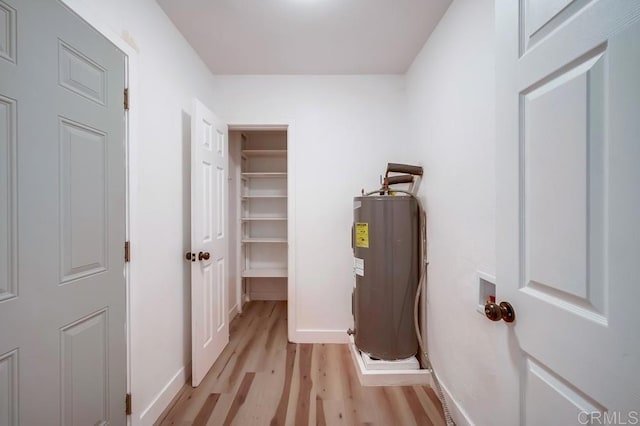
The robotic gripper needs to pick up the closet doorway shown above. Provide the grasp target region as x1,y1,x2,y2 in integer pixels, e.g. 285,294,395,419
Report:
228,126,294,336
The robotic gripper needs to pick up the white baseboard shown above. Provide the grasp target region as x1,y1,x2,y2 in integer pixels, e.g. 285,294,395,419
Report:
137,362,191,426
228,304,239,320
292,328,350,343
248,291,287,301
432,369,474,426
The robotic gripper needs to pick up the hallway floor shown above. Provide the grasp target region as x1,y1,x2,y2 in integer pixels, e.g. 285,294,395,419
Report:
155,301,445,425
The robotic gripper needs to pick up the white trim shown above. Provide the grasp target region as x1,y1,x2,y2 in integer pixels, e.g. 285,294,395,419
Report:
433,369,474,426
233,136,243,313
293,329,350,344
477,270,495,284
227,121,297,343
138,363,191,426
229,124,288,131
228,303,239,321
57,2,139,424
248,291,287,301
286,122,296,343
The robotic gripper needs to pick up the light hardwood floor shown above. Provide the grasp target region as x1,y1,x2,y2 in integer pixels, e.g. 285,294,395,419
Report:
155,301,445,426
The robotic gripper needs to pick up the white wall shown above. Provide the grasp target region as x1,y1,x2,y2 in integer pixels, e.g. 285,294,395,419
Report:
211,75,409,341
60,1,411,421
405,0,509,424
62,0,218,424
62,1,504,424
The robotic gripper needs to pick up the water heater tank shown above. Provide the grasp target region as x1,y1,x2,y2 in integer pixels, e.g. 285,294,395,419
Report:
352,195,419,360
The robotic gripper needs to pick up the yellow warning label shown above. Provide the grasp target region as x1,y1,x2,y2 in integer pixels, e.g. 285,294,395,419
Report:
355,223,369,248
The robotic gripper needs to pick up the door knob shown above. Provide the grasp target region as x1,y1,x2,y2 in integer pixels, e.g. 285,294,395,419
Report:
198,251,210,261
185,252,195,262
484,301,515,323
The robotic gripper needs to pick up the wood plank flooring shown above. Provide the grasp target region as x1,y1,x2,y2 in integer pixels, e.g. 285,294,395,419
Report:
155,301,446,426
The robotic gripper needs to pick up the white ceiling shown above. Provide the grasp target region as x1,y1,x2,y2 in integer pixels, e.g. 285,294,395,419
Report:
156,0,452,74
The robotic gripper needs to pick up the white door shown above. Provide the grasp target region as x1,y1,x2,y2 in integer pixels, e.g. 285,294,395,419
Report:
496,1,640,425
0,1,127,425
190,99,229,387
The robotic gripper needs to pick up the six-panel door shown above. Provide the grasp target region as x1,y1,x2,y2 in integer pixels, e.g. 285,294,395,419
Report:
0,1,127,424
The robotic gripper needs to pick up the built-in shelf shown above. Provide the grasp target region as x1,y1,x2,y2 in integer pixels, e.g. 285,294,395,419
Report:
242,195,287,199
241,217,287,221
242,268,288,278
242,237,288,244
242,149,287,158
241,172,287,178
239,132,288,302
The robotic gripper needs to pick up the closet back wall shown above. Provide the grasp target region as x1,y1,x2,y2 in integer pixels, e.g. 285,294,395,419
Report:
212,75,410,341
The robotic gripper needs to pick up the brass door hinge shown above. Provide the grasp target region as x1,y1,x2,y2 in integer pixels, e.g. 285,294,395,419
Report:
124,88,129,111
124,241,130,263
125,393,132,415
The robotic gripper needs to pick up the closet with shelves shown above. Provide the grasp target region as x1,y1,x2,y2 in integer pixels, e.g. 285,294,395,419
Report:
231,130,288,302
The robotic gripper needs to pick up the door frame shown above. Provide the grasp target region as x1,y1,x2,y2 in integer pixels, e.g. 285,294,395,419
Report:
58,1,137,424
228,122,297,342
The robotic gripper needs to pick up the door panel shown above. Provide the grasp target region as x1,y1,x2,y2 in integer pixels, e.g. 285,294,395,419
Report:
0,95,16,302
522,50,605,315
521,0,592,53
525,0,574,34
0,1,16,64
0,0,127,424
497,0,640,424
61,310,109,426
216,258,225,331
217,165,225,239
60,118,109,283
203,161,213,242
58,40,107,105
523,356,605,426
191,99,229,387
0,349,18,425
203,262,214,344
